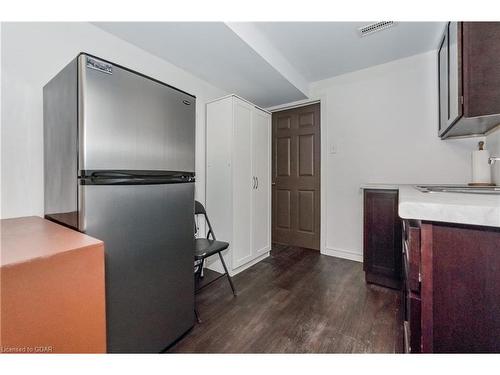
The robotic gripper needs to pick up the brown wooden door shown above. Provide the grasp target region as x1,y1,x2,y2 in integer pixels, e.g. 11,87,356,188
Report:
272,103,320,250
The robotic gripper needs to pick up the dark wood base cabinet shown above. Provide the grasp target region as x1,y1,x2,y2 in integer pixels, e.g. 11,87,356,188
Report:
402,220,500,353
363,189,402,290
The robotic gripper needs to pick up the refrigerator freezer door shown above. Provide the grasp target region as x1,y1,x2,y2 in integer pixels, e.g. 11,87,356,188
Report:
78,55,196,173
80,182,195,353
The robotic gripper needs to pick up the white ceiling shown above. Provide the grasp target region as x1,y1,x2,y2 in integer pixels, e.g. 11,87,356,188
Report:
254,22,446,82
93,22,445,107
93,22,307,107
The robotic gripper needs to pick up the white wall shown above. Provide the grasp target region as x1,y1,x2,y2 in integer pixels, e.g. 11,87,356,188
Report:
309,51,480,261
486,128,500,184
1,22,227,219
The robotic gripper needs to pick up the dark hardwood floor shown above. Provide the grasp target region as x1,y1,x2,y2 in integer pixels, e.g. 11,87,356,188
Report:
168,245,403,353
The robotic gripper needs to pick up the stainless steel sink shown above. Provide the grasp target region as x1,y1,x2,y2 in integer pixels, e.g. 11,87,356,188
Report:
416,185,500,195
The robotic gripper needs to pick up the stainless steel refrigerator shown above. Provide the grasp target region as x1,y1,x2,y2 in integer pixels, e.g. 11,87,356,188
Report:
43,54,196,352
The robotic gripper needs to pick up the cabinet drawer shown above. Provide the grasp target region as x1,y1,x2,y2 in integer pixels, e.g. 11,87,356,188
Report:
403,220,421,293
403,289,422,353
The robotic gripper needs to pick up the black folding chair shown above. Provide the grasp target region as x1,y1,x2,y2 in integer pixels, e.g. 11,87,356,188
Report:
194,200,236,322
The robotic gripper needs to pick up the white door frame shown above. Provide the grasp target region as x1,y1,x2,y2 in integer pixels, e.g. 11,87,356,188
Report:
266,94,328,255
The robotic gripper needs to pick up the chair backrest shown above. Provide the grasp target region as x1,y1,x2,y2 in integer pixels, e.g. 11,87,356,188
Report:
195,200,206,215
194,200,215,240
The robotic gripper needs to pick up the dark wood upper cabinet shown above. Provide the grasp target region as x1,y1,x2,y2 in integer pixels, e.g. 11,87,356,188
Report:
438,29,449,134
439,22,500,138
363,189,402,289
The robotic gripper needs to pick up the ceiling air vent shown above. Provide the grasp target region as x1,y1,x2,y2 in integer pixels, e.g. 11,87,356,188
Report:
358,21,396,37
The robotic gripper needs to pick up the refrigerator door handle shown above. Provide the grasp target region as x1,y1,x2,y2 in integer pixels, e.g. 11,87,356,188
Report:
88,171,139,178
80,176,195,185
82,170,195,179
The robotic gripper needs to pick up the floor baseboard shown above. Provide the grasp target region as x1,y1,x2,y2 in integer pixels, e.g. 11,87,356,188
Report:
322,247,363,263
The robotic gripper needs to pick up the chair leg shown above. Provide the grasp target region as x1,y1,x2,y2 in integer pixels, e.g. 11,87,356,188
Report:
218,252,237,297
196,258,205,279
194,259,204,290
194,307,202,324
194,259,204,323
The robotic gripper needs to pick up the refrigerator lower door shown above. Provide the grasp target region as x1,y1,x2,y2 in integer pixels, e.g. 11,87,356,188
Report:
80,182,195,353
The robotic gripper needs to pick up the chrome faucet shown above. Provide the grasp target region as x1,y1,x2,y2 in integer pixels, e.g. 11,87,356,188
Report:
489,156,500,165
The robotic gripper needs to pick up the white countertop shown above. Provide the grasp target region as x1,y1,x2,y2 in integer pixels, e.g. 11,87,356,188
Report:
398,185,500,228
361,183,500,227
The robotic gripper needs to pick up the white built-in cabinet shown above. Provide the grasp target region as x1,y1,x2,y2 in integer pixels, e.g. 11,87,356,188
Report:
206,95,271,275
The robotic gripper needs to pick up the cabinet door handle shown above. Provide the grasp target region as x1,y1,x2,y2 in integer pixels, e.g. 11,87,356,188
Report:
252,177,256,189
256,177,258,189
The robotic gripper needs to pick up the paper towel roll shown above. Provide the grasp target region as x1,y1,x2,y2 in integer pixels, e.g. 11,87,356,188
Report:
472,149,491,184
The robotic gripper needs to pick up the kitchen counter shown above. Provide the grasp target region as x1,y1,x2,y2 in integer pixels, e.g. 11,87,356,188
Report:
398,185,500,228
361,184,500,228
1,216,106,353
